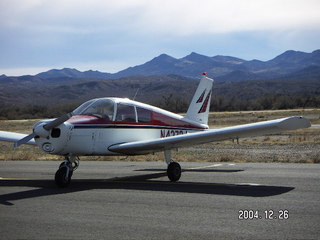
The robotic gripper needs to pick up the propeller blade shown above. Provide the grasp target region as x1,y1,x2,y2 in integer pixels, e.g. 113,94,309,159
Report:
14,112,74,148
43,112,73,130
13,132,36,148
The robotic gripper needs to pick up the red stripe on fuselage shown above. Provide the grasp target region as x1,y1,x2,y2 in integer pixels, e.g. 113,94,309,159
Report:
68,115,206,130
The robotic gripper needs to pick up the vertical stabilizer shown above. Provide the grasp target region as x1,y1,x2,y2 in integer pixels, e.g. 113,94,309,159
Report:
184,73,214,125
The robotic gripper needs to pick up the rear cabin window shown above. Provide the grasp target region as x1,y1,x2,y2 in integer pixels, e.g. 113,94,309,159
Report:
116,104,137,122
137,107,151,123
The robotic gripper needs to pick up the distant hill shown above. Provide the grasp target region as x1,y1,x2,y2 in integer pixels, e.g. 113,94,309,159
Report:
0,49,319,119
113,49,320,80
9,49,319,82
0,70,319,106
0,74,197,106
36,68,112,80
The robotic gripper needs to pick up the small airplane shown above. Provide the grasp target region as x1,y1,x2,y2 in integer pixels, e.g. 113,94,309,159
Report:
0,73,311,187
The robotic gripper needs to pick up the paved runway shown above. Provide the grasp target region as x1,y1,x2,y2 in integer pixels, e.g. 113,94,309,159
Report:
0,161,319,239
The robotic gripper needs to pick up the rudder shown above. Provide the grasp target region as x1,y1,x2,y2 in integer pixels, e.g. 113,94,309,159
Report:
184,73,214,125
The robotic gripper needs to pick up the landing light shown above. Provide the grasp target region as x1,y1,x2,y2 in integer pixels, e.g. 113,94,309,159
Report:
42,142,54,152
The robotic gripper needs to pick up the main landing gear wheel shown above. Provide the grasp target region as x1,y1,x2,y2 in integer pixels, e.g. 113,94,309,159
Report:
167,162,181,182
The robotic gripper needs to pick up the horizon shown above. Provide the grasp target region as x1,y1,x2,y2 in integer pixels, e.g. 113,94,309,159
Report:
1,49,319,77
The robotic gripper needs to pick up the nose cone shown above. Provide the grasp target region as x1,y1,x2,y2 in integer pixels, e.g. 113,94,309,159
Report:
33,122,50,138
35,122,72,154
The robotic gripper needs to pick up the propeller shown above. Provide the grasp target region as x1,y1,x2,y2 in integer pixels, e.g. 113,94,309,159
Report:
14,132,37,148
14,112,74,148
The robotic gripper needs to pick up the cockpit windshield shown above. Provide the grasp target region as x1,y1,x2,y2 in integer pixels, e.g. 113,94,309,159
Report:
73,99,115,121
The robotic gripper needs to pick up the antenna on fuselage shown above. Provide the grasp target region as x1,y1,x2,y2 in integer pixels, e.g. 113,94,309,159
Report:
133,88,140,100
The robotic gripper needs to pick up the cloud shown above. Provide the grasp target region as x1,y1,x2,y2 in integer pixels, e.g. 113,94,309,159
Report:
2,0,319,34
0,0,319,75
139,0,320,35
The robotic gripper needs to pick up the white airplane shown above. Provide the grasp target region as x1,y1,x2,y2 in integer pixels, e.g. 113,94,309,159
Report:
0,73,311,187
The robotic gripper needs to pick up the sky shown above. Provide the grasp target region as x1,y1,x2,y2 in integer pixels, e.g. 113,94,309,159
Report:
0,0,319,76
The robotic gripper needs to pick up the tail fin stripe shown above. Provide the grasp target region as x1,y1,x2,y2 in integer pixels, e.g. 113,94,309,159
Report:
198,90,211,113
196,90,206,103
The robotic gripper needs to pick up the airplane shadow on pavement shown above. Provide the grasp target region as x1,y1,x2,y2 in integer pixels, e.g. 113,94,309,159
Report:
0,169,294,206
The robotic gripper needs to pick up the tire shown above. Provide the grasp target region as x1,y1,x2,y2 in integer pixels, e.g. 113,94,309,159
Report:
167,162,181,182
55,166,71,188
59,162,73,177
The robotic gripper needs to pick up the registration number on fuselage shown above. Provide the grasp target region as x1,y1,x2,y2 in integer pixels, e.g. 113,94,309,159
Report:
160,129,188,138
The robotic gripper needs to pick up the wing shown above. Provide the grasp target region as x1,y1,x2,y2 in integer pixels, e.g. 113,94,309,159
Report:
0,131,36,145
109,116,311,155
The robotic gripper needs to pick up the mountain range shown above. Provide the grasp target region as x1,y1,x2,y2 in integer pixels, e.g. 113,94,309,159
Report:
2,49,320,82
114,50,320,81
0,49,319,116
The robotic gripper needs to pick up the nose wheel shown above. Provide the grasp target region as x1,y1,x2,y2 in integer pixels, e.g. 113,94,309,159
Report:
55,156,79,188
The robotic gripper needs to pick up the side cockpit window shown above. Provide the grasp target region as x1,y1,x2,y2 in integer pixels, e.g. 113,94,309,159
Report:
116,104,137,122
137,107,151,123
73,99,115,121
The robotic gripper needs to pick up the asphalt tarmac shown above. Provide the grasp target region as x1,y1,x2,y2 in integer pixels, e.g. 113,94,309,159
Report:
0,161,319,240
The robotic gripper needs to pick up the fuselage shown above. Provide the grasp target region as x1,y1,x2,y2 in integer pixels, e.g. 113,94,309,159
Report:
34,98,208,156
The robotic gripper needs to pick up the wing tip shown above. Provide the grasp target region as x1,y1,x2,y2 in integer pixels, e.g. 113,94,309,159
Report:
279,116,311,130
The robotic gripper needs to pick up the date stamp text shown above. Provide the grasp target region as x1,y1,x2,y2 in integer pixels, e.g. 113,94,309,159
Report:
238,209,289,220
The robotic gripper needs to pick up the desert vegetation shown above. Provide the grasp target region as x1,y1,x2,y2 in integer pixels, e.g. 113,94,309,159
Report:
1,93,320,120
